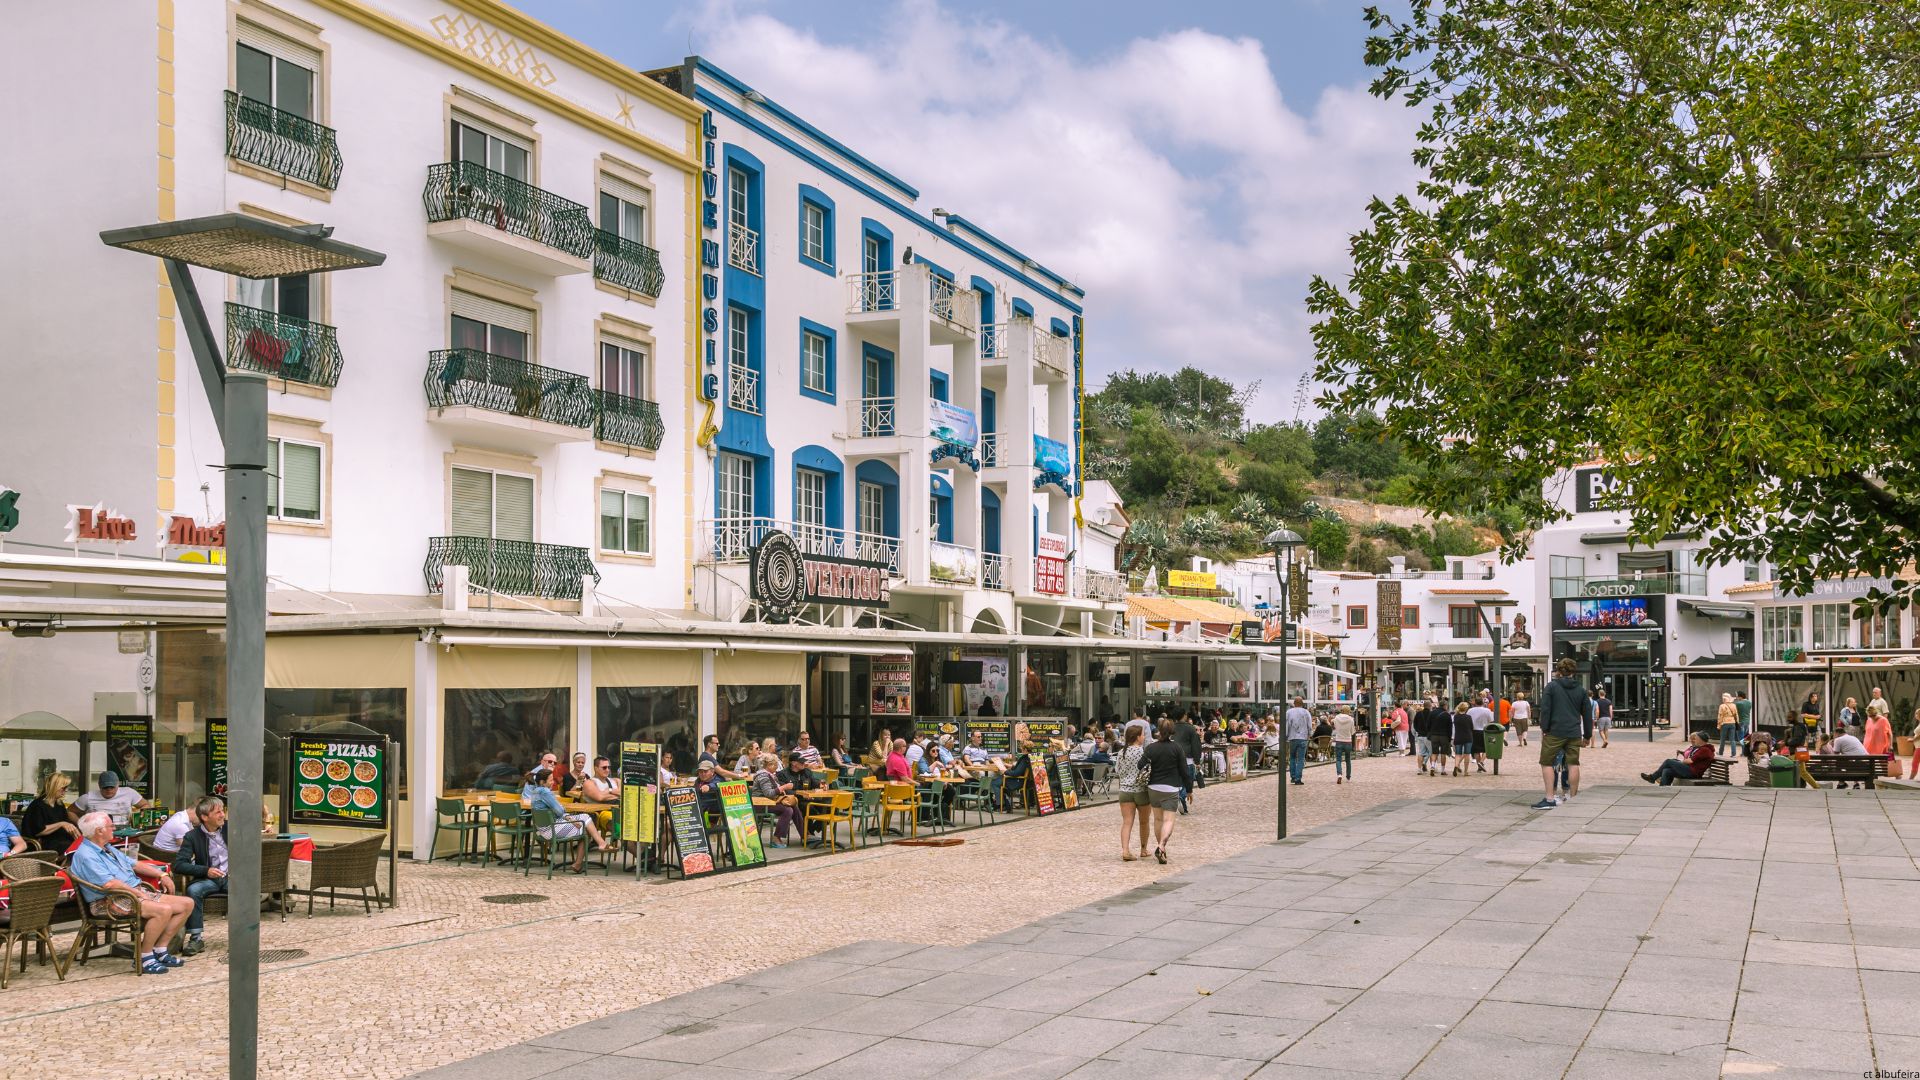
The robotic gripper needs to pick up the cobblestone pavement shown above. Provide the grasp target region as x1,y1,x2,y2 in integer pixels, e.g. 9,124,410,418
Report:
0,733,1684,1078
425,779,1920,1080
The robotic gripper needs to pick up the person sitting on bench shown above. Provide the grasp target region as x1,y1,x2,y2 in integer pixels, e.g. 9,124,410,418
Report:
1822,726,1870,788
1642,732,1716,786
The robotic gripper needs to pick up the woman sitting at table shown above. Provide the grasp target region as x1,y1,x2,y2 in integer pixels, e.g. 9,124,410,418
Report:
867,728,893,769
21,771,81,851
751,754,799,848
829,736,857,772
522,769,609,873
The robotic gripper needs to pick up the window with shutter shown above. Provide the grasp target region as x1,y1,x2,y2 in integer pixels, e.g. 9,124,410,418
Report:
279,440,322,520
598,487,651,554
235,27,318,119
494,474,534,542
450,467,494,538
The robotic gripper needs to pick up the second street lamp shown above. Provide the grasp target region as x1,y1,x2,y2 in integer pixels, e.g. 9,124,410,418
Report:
1265,527,1302,840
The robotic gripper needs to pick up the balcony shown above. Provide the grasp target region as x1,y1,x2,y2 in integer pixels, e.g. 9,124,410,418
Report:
1074,568,1128,603
1031,329,1072,379
979,323,1007,360
424,536,599,602
1425,621,1487,646
424,349,593,447
927,276,980,343
224,303,342,389
696,517,899,577
853,531,903,576
727,362,761,414
980,432,999,467
592,229,664,297
422,161,592,276
594,389,664,452
982,552,1008,591
847,270,897,315
1550,572,1707,599
224,91,342,190
728,224,760,275
856,396,896,437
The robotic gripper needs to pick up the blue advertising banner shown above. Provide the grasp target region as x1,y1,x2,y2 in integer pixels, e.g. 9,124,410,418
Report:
1034,435,1071,479
929,400,979,450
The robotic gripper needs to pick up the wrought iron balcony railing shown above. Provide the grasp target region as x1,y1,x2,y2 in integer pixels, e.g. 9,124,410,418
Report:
728,224,760,274
424,536,599,601
424,349,594,429
422,161,593,259
592,229,665,297
593,389,665,451
727,362,761,414
224,91,342,190
224,303,343,389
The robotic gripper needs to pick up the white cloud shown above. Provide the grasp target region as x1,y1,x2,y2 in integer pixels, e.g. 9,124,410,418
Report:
690,0,1423,412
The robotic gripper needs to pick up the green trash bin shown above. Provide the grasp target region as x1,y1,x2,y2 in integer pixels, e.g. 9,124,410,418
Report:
1484,724,1506,772
1768,753,1799,788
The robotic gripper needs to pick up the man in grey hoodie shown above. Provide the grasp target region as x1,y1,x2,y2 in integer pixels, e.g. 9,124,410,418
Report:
1535,657,1590,809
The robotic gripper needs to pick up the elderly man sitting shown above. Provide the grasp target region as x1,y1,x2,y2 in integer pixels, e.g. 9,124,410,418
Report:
172,796,230,955
71,812,196,974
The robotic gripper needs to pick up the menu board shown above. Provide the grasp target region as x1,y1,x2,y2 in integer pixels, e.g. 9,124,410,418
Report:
290,733,387,828
1226,744,1248,781
871,657,913,716
105,715,154,796
619,742,659,844
1024,719,1066,747
717,781,765,868
970,720,1011,754
664,785,714,876
1029,752,1055,815
915,717,963,741
206,717,228,798
1049,756,1079,811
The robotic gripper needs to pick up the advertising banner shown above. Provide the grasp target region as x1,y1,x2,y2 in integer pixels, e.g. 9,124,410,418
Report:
1167,568,1217,590
1023,719,1066,746
1226,744,1249,780
206,718,228,798
749,530,890,623
930,541,980,585
290,733,386,828
717,781,765,868
664,785,715,876
1378,580,1403,652
105,715,154,796
619,742,659,844
928,400,979,451
1036,532,1068,595
870,656,913,716
1033,435,1071,487
1030,751,1055,814
964,654,1009,716
1049,756,1079,810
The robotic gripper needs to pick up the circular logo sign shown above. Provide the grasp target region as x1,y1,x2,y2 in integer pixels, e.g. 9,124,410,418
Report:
749,530,806,623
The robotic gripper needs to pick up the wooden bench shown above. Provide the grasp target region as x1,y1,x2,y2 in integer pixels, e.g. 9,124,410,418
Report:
1673,760,1731,786
1805,754,1889,788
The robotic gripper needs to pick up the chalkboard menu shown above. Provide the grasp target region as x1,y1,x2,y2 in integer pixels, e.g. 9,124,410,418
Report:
619,742,659,843
664,785,714,876
1024,719,1066,746
915,717,962,741
1048,755,1079,811
970,720,1011,754
206,717,228,798
1029,752,1056,815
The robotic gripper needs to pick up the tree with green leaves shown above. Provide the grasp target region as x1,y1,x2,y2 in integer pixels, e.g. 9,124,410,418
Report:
1310,0,1920,609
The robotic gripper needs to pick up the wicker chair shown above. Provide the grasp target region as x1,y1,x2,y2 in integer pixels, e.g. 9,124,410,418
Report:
306,835,386,917
65,873,148,975
258,838,294,922
0,854,63,883
0,876,69,987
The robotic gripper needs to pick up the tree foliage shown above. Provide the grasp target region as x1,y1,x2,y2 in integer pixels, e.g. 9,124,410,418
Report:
1310,0,1920,605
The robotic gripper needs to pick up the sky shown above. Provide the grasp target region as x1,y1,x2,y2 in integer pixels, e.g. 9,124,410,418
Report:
513,0,1426,417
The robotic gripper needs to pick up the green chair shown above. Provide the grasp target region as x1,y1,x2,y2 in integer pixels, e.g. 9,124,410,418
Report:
430,798,487,864
487,800,534,871
531,807,584,878
916,784,947,834
955,778,996,827
850,787,884,846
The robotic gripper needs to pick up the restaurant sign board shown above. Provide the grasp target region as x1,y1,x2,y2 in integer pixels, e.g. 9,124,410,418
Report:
619,742,659,844
1036,532,1068,595
870,656,913,716
1029,752,1055,814
1226,744,1248,780
970,719,1011,754
1049,755,1078,811
290,733,387,828
105,715,154,797
749,529,891,623
206,717,228,798
1022,719,1066,747
717,781,765,868
664,785,715,876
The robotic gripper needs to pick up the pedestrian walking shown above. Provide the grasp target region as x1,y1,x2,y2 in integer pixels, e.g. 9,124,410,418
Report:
1284,697,1312,786
1332,708,1356,784
1112,724,1150,862
1450,702,1474,777
1390,700,1411,755
1142,720,1191,864
1592,687,1613,748
1422,696,1450,776
1172,711,1204,812
1509,691,1531,747
1734,690,1752,750
1534,657,1590,809
1716,692,1741,757
1468,694,1495,772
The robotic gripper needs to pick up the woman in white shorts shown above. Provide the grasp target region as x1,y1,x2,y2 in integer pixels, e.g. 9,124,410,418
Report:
522,768,608,872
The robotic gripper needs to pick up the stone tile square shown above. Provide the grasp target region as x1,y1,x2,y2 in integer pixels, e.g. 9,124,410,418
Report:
719,990,870,1029
812,995,958,1038
827,965,940,997
1121,1012,1305,1061
412,1045,596,1080
1065,1049,1261,1080
618,1020,789,1066
796,1037,980,1080
945,1047,1092,1080
1610,956,1741,1021
1486,970,1618,1011
1455,1000,1598,1046
528,1010,705,1055
1725,1021,1872,1071
707,1027,881,1076
974,974,1114,1015
1407,1032,1578,1080
1583,1010,1727,1056
1001,1015,1154,1058
891,970,1029,1006
1181,975,1360,1024
735,958,867,990
933,1005,1056,1046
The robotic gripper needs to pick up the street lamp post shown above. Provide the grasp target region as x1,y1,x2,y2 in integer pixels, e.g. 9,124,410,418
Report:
101,215,383,1080
1639,618,1663,742
1475,599,1518,769
1265,527,1302,840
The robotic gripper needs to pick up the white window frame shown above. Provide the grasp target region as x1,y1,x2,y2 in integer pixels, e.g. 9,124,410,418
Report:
599,339,648,399
728,166,749,230
267,435,325,524
1811,602,1851,651
599,486,652,556
599,180,650,245
450,465,536,542
1762,605,1804,661
795,468,828,530
802,201,827,263
801,330,830,395
857,480,885,537
718,453,755,522
452,116,530,181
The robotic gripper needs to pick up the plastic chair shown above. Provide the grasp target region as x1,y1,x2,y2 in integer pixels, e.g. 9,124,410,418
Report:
954,778,996,827
879,783,918,839
0,877,68,987
487,800,534,870
804,790,854,853
849,787,883,846
430,798,487,864
531,807,584,879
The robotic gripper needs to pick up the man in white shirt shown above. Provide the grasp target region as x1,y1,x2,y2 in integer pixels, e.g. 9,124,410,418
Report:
1467,696,1496,773
792,731,824,769
1508,692,1532,747
963,731,992,765
151,803,204,853
73,771,148,827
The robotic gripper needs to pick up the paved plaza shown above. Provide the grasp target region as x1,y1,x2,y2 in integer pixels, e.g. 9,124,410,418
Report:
424,782,1920,1080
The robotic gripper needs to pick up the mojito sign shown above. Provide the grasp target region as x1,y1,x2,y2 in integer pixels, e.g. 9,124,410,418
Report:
290,733,387,828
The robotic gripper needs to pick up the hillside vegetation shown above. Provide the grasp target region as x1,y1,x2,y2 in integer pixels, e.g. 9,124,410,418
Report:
1082,367,1519,574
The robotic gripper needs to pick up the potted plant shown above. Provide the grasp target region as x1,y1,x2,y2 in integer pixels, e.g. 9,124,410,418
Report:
1894,702,1916,761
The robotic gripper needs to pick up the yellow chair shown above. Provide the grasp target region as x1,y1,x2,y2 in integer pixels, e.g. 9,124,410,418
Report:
804,790,855,852
880,782,919,838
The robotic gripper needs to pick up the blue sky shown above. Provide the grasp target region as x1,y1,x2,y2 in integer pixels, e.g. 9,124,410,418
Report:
513,0,1422,414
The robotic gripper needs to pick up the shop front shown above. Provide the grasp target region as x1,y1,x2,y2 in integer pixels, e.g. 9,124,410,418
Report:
1552,596,1668,725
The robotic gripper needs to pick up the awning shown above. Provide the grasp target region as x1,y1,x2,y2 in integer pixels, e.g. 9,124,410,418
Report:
1125,595,1258,624
1678,600,1752,620
1579,530,1698,545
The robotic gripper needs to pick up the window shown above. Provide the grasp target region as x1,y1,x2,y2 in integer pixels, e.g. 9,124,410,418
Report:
1744,561,1763,583
863,234,884,274
1401,605,1419,628
802,202,827,263
599,340,647,399
599,487,651,555
443,688,568,793
1448,606,1482,639
236,274,311,320
718,453,755,522
1346,606,1368,629
236,40,314,118
452,118,529,180
857,481,885,537
599,185,648,244
267,437,323,522
1862,610,1897,650
1762,605,1804,661
1549,554,1584,597
796,468,828,543
450,292,532,360
726,307,758,413
728,308,749,371
728,167,749,231
801,329,831,396
1811,602,1850,650
450,466,534,542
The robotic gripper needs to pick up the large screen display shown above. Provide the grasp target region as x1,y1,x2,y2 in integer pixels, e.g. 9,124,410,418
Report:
1562,597,1652,629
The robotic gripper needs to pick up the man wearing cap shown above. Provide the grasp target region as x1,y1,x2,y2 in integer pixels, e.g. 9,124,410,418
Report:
692,759,725,822
75,771,149,827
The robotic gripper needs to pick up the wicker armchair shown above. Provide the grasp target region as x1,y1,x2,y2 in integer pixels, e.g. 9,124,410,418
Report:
0,876,69,987
65,873,148,975
306,835,386,916
0,854,63,883
259,838,294,922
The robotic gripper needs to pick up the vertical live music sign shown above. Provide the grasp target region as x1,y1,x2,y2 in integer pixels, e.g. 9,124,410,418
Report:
1378,580,1403,652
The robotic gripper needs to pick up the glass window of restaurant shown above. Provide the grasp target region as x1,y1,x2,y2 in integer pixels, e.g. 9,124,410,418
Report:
443,688,570,791
715,651,804,756
1811,603,1851,651
596,687,696,778
1024,647,1081,725
1762,605,1803,661
265,688,406,812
